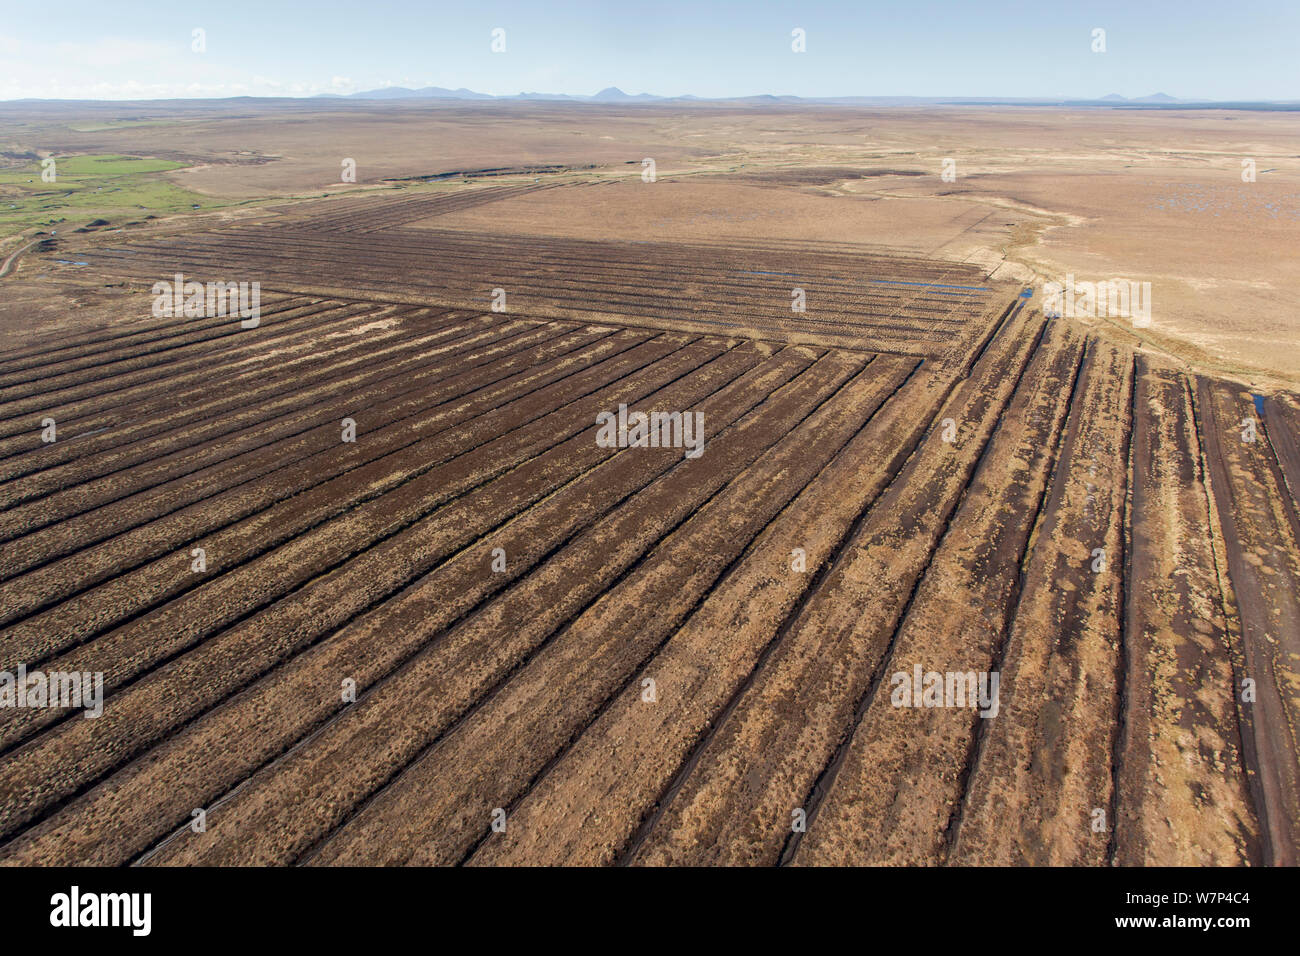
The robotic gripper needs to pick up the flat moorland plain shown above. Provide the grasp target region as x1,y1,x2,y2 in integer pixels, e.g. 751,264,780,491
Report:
4,100,1294,382
0,99,1296,867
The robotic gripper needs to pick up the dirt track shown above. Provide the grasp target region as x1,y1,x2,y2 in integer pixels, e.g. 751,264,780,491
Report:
0,185,1295,867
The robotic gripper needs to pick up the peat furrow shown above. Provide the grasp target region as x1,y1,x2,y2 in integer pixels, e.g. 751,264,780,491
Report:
0,329,668,682
786,325,1085,866
0,325,611,600
0,294,311,381
454,360,916,868
0,298,391,431
1261,395,1300,562
0,338,768,862
0,300,414,465
622,306,1048,865
230,223,994,285
0,309,493,508
0,336,714,790
463,358,936,866
82,240,981,335
0,296,342,401
1196,377,1300,865
129,347,818,866
0,317,561,546
301,351,878,866
1106,358,1258,865
102,227,991,296
948,342,1132,864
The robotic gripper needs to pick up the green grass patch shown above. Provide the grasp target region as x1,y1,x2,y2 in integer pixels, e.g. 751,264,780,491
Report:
0,153,221,240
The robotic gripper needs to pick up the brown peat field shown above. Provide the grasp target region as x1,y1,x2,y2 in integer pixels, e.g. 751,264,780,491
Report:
0,99,1297,867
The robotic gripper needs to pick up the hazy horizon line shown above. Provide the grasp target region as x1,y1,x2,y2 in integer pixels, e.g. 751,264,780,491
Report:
6,88,1300,107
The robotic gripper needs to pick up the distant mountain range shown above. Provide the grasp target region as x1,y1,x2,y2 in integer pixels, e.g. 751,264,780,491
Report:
7,88,1299,110
321,86,674,102
1100,92,1180,103
317,87,1289,108
334,86,494,100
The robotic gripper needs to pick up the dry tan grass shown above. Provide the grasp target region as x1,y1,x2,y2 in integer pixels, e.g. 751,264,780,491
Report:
2,101,1297,384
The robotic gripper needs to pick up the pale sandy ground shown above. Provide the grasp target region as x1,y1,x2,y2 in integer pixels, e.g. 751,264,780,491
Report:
1,103,1296,385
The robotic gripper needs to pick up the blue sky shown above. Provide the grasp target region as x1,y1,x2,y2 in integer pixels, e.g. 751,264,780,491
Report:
1,0,1295,101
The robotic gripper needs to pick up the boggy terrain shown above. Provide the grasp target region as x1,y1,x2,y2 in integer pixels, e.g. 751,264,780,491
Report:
0,100,1297,867
3,100,1296,384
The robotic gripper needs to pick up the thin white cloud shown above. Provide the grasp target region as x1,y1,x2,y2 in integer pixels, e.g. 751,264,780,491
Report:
51,36,181,69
